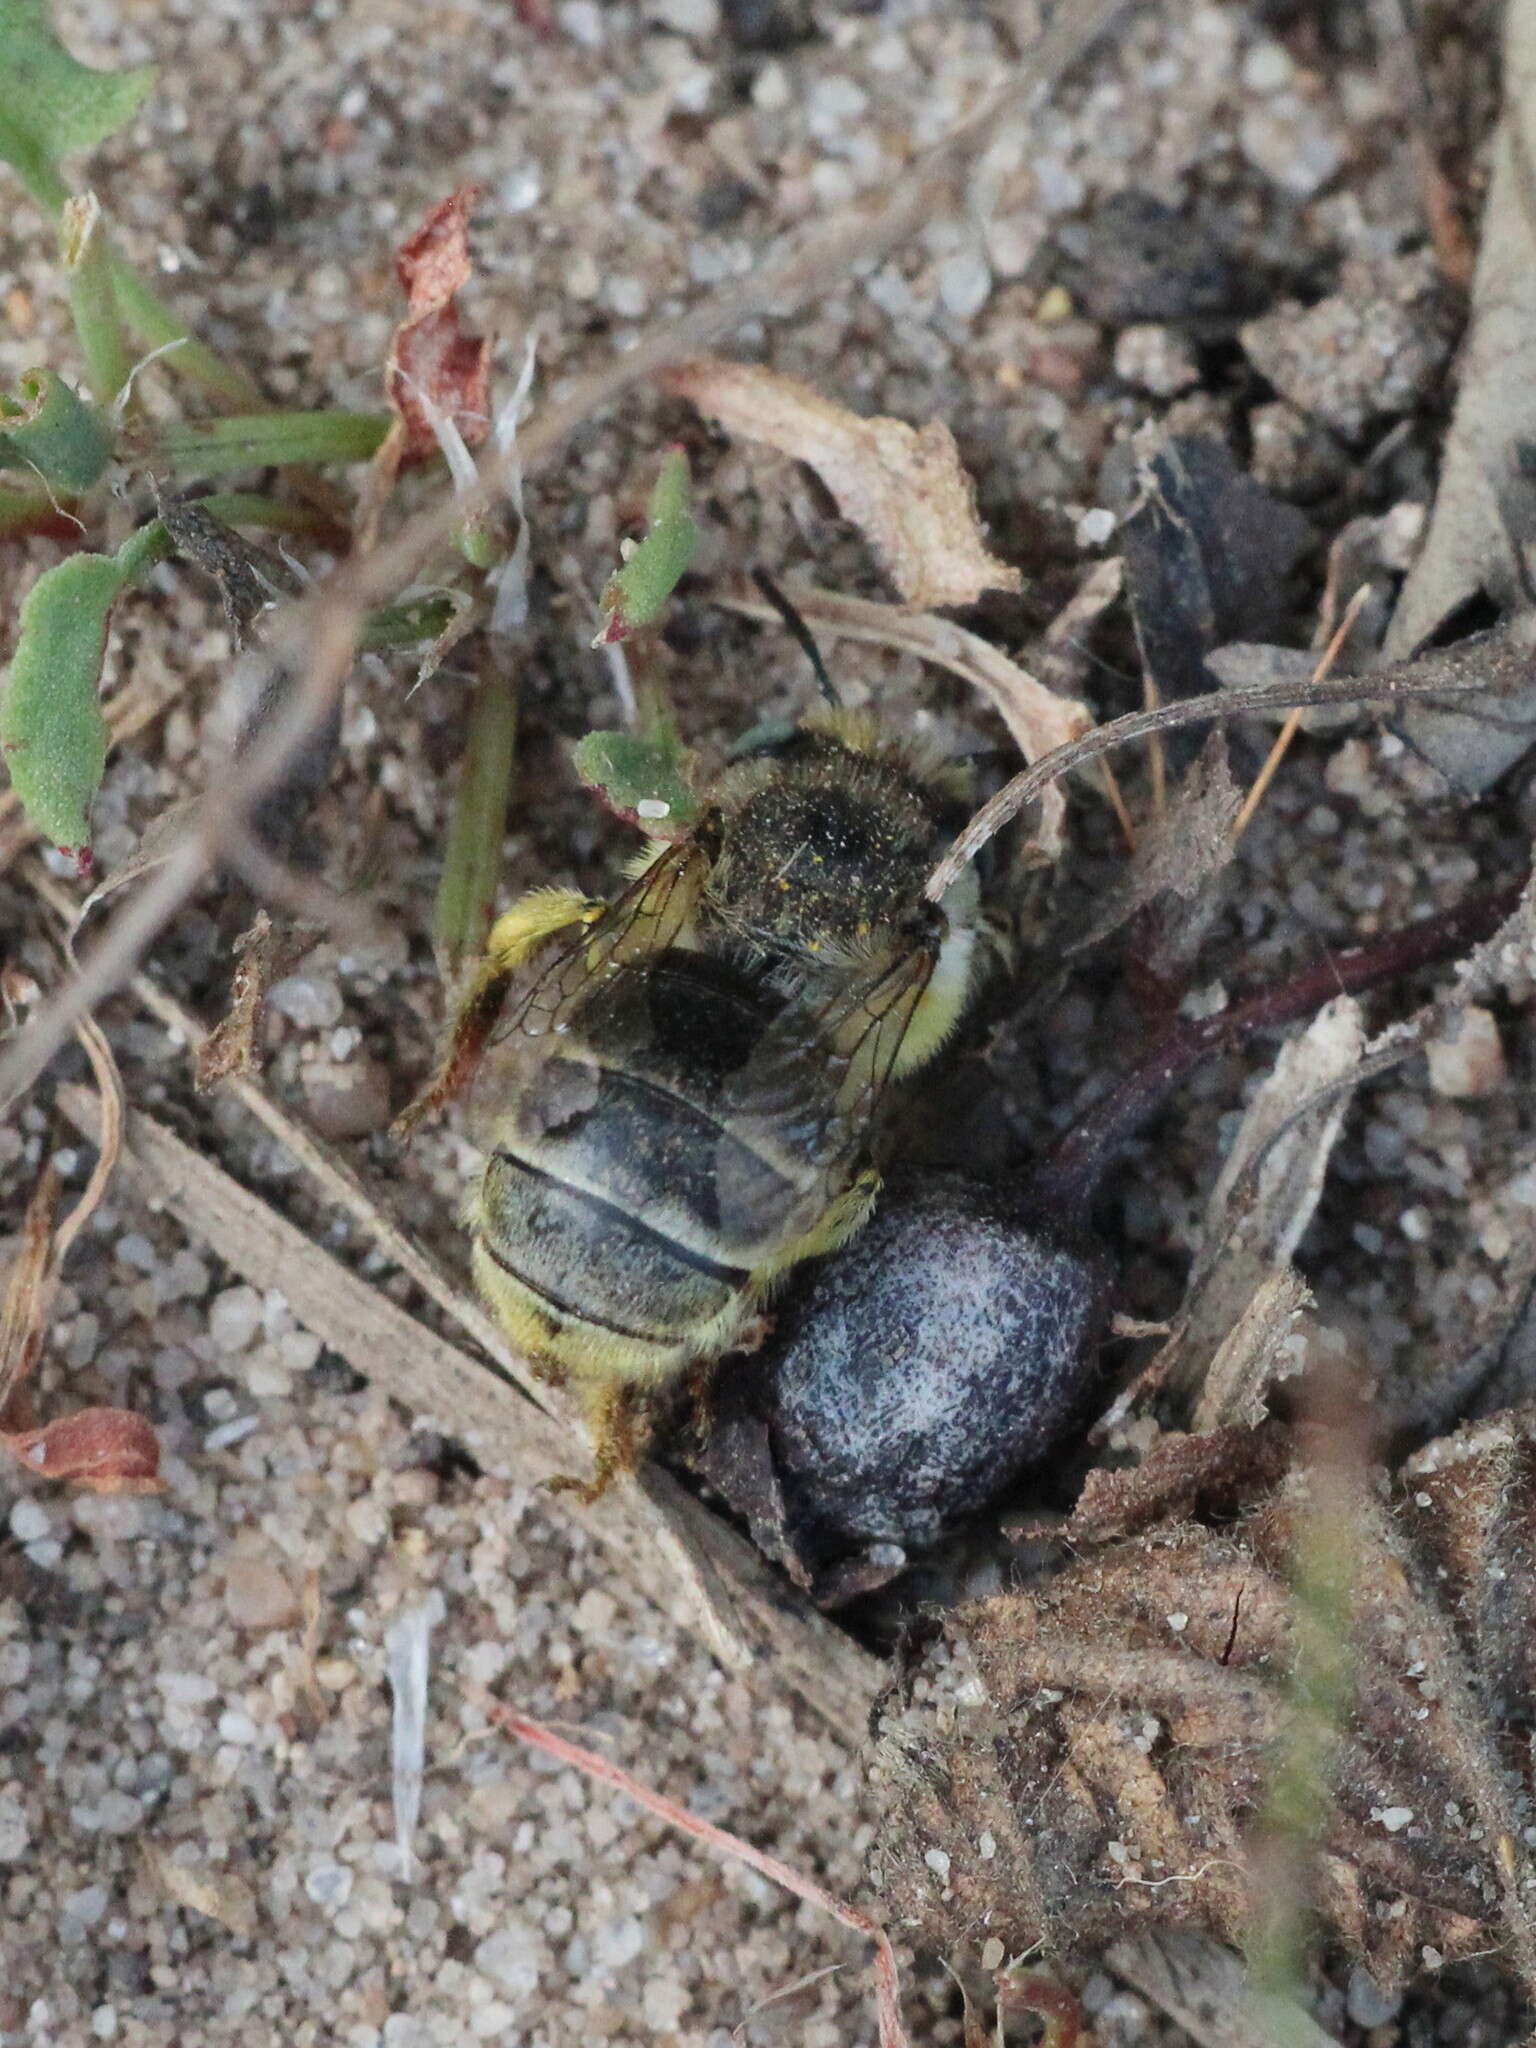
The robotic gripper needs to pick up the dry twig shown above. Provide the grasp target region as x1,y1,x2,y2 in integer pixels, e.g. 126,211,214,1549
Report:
924,658,1532,900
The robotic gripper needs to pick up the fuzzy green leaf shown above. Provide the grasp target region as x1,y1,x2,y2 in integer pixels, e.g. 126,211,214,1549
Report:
594,446,697,645
572,726,701,837
0,367,112,491
0,522,168,867
0,1,155,213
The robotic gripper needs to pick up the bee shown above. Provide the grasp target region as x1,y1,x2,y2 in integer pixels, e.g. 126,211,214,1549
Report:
402,626,982,1497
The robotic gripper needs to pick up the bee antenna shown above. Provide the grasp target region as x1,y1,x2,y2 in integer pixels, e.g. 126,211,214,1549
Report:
751,569,842,709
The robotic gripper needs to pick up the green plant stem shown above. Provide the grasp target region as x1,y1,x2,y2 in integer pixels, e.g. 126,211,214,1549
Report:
357,594,461,651
433,649,519,981
195,491,350,545
3,145,263,414
153,410,390,475
113,518,175,581
1245,1447,1359,2040
0,483,77,539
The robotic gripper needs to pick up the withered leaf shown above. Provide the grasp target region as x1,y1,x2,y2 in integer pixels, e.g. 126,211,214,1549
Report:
664,358,1021,608
872,1461,1534,2001
1063,730,1238,961
1189,1268,1309,1436
1402,1405,1536,1735
1159,996,1365,1418
194,911,280,1091
1114,434,1310,705
1068,1423,1291,1543
1,1404,161,1491
155,496,298,650
384,183,491,466
144,1844,258,1937
1107,1929,1337,2048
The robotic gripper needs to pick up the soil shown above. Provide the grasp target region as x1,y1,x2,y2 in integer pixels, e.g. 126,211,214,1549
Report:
0,2,1530,2045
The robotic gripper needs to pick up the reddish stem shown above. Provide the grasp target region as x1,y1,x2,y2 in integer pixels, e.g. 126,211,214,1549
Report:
1032,873,1529,1223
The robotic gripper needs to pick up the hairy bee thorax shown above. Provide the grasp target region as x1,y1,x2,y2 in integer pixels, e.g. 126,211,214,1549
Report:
705,712,971,965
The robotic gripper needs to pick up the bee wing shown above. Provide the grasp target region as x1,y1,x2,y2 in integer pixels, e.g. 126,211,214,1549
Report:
726,938,939,1166
490,833,712,1047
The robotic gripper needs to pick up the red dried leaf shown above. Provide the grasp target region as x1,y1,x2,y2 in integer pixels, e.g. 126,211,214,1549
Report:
384,184,491,465
1,1405,161,1492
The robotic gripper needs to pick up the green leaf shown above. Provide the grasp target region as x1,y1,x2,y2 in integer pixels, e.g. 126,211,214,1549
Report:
0,366,112,492
152,410,391,475
433,658,519,981
0,1,155,213
594,446,697,645
0,521,169,867
62,192,131,405
572,726,701,837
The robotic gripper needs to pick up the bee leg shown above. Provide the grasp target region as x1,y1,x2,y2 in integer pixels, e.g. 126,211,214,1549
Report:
684,1353,718,1447
394,888,603,1136
780,1165,882,1266
548,1382,648,1504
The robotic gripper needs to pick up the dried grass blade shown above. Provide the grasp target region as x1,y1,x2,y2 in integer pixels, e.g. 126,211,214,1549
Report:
0,1162,62,1416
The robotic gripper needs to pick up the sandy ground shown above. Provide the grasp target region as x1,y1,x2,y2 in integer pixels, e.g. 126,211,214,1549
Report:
1,1,1528,2044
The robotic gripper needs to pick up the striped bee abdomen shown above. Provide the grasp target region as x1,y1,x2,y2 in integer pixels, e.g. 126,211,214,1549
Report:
475,951,828,1355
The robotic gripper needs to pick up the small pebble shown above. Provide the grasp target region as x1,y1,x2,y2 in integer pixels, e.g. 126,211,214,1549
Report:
1113,321,1199,397
590,1916,644,1971
9,1499,50,1545
267,976,344,1031
474,1923,546,1996
1240,39,1295,93
805,75,868,142
222,1556,299,1631
751,60,790,111
641,1978,690,2030
647,0,719,35
1242,253,1457,439
0,1793,31,1861
1346,1965,1403,2028
305,1861,355,1909
209,1285,264,1355
936,249,992,321
1076,507,1116,548
1239,94,1344,198
1425,1008,1506,1100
